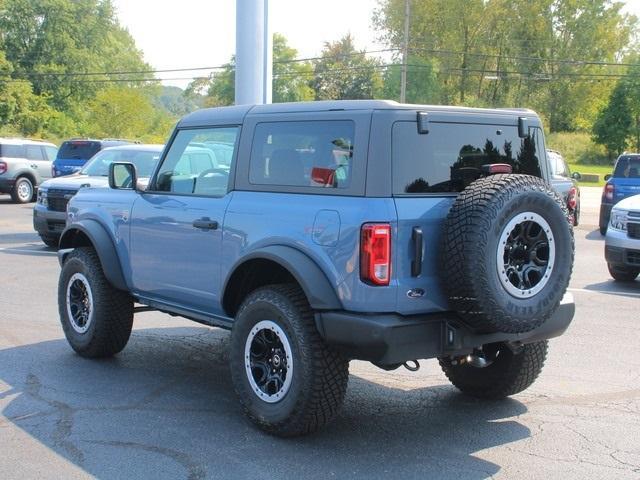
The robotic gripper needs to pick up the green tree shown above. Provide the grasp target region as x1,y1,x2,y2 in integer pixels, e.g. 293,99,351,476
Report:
187,33,314,106
0,0,151,111
312,34,383,100
84,87,173,142
592,82,632,157
382,55,439,103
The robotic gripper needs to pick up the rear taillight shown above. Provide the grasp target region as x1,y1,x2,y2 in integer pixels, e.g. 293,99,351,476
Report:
0,161,6,175
51,165,56,177
604,183,614,202
568,186,577,210
360,223,391,286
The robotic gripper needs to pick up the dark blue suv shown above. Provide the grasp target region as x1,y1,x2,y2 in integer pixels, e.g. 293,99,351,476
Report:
52,139,133,177
599,154,640,235
56,101,575,436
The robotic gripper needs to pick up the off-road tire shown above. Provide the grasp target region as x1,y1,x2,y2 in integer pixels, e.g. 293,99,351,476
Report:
58,247,134,358
439,341,548,399
229,284,349,437
40,234,59,248
11,176,34,204
607,264,640,282
442,174,574,334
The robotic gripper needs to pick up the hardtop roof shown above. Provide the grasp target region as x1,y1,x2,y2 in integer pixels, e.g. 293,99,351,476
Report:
177,100,539,128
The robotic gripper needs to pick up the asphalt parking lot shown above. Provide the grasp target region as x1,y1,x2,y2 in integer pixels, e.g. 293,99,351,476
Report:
1,188,639,480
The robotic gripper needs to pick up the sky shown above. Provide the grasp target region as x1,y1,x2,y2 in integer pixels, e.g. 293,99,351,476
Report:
113,0,640,89
112,0,384,88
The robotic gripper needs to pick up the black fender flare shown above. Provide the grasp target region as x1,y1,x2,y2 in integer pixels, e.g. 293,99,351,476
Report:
58,220,128,291
223,245,342,311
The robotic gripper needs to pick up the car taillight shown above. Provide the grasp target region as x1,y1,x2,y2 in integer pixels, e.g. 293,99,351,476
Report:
51,165,56,177
568,186,577,210
0,161,6,175
360,223,391,286
604,183,614,202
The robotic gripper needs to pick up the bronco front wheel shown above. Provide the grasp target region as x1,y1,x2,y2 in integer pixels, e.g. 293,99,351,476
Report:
58,247,134,358
229,284,349,436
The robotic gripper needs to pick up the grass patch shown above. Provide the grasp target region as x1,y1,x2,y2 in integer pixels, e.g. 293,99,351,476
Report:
546,132,610,165
567,163,612,187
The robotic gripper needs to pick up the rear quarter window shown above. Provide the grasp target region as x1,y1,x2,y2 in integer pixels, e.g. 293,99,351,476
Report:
57,141,101,160
249,120,355,189
392,121,542,195
0,144,25,158
613,156,640,178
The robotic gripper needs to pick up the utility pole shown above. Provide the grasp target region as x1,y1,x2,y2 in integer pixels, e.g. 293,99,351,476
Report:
235,0,272,105
400,0,410,103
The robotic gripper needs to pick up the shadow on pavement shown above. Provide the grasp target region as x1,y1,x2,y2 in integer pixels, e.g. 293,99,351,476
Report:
0,232,42,245
0,326,530,479
583,279,640,297
584,229,605,241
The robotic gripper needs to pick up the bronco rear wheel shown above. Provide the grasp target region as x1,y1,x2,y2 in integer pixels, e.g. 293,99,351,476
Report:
58,247,134,358
442,174,574,334
229,284,349,437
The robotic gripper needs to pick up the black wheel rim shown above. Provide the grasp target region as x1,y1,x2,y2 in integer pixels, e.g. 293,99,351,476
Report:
497,212,555,298
244,320,293,403
66,273,93,333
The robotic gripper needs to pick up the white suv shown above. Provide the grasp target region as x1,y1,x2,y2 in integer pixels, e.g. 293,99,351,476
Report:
0,138,58,203
605,193,640,281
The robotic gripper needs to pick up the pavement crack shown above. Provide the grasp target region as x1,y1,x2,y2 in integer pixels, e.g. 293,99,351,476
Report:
87,440,206,480
24,373,85,466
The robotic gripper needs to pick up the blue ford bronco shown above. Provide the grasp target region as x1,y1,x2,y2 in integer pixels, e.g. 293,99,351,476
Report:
57,100,575,436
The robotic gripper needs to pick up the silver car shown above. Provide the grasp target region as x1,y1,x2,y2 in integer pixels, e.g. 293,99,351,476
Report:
605,193,640,282
0,138,58,203
33,144,163,247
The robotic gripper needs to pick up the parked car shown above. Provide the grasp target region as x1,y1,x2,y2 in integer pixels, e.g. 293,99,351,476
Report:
599,153,640,235
547,149,580,226
34,144,163,247
0,138,58,203
605,193,640,282
52,138,135,177
57,100,575,436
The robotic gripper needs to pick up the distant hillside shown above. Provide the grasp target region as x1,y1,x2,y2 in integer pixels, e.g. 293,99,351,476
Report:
155,86,204,116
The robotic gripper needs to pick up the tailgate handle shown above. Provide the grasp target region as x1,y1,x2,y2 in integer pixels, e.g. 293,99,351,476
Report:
411,227,423,277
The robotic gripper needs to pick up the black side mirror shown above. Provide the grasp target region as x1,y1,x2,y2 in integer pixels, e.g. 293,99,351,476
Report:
109,162,138,190
518,117,529,138
604,174,612,181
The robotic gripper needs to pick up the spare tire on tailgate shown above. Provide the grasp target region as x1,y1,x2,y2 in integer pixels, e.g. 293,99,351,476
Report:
442,174,574,334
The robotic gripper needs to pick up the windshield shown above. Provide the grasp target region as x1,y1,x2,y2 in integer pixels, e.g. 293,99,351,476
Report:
81,149,161,177
58,141,101,160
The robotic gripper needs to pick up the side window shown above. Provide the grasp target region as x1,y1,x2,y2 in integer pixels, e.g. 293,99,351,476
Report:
25,145,46,161
392,122,541,194
249,120,355,189
44,146,58,161
154,127,238,196
0,144,25,158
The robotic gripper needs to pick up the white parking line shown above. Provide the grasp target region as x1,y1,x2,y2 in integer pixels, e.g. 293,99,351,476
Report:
568,287,640,297
0,247,56,256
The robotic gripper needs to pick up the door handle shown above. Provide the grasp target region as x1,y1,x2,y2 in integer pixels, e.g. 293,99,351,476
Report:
411,227,423,277
192,218,219,230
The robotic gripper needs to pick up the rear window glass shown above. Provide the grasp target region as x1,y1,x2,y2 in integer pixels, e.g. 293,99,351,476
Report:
613,156,640,178
58,141,101,160
0,144,25,158
249,121,355,189
392,122,542,194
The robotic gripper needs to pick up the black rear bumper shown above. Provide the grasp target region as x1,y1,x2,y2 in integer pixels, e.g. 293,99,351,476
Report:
315,293,575,366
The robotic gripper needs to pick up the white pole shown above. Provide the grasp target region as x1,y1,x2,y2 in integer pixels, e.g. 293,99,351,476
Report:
235,0,271,105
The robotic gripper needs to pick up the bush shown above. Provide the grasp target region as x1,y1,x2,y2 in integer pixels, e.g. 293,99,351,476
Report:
546,132,610,165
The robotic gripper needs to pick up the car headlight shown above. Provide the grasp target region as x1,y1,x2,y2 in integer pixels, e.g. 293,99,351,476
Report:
610,209,628,231
37,189,48,207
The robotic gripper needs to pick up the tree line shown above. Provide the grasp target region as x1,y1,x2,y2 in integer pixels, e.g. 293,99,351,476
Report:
2,0,640,160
